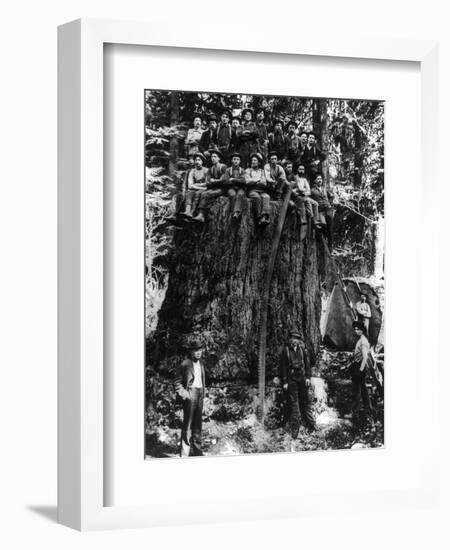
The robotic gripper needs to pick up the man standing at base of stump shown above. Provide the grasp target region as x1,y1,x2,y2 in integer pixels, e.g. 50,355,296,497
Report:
175,341,206,457
279,330,316,436
346,320,373,425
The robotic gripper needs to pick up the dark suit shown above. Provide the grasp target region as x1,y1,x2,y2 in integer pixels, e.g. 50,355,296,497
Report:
175,358,206,457
280,343,315,435
199,128,218,153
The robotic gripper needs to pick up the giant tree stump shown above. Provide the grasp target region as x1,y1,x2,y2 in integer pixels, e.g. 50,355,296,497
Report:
150,197,322,381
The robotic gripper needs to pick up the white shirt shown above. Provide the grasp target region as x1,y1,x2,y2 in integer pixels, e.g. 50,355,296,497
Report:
192,360,203,388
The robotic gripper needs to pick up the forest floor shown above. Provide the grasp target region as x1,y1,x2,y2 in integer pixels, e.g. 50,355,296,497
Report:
145,346,384,459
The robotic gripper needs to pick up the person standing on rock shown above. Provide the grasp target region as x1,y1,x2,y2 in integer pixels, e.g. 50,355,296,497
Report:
174,341,206,457
347,321,373,424
355,292,372,332
279,330,316,436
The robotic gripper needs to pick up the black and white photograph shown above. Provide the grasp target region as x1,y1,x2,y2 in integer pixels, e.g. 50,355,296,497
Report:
145,90,385,458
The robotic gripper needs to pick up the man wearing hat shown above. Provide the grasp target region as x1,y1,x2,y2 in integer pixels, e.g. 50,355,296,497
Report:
348,321,372,423
245,152,270,227
285,121,302,164
223,152,246,220
355,292,372,332
292,163,321,229
216,110,233,163
230,116,242,155
279,330,316,436
180,152,209,219
301,132,326,181
199,114,218,153
268,119,287,161
264,151,288,200
175,341,206,457
238,108,259,168
185,115,204,157
310,174,335,246
192,148,227,223
255,109,269,163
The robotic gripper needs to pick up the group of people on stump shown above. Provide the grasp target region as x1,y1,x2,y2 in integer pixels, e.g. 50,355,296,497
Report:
169,108,336,244
174,319,373,458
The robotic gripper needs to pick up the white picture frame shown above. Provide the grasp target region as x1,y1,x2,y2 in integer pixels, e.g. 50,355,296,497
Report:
58,18,440,531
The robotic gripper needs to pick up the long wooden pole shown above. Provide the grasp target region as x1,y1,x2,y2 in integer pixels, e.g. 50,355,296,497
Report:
258,186,293,422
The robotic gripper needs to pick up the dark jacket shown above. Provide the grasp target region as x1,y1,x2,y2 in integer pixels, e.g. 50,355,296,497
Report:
310,184,334,210
216,123,232,154
279,343,311,384
199,127,218,152
268,131,287,160
174,358,206,399
301,144,326,166
207,162,227,187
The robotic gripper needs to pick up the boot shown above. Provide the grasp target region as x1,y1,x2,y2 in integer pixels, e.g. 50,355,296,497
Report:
180,204,193,218
193,210,205,223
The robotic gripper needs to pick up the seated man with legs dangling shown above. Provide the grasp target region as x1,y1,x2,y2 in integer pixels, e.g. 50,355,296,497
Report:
223,152,246,220
245,152,271,227
180,152,209,219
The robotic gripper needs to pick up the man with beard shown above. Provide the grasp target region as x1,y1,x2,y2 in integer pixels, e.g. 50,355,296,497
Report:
293,163,321,229
268,119,287,161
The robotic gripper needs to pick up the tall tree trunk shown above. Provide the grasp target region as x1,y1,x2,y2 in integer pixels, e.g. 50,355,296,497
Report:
312,99,330,187
169,92,179,174
150,198,322,384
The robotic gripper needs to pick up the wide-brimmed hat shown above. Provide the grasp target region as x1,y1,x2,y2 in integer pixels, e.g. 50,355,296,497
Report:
268,150,279,158
289,330,303,340
230,151,242,159
241,108,254,119
221,109,231,118
208,147,222,158
193,152,206,162
273,119,284,128
249,152,263,164
207,113,218,122
189,340,204,350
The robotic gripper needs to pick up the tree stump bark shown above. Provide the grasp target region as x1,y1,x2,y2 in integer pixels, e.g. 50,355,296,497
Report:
150,197,322,382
